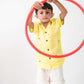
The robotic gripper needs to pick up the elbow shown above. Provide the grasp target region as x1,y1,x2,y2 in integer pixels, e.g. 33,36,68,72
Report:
63,10,68,17
65,10,68,15
62,9,68,15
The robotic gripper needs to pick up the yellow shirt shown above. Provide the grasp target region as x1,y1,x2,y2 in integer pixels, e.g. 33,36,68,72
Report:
29,14,65,70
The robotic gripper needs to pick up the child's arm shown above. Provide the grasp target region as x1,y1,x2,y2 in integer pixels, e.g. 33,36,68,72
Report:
53,0,68,21
47,0,68,21
28,7,33,28
28,1,44,28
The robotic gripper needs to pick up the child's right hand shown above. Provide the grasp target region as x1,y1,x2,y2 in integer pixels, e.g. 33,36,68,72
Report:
31,1,44,9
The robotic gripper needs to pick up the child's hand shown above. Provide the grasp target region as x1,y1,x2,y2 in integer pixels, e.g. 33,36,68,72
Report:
47,0,58,3
32,1,44,9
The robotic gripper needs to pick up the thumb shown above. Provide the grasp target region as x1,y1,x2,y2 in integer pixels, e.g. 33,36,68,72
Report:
39,2,44,6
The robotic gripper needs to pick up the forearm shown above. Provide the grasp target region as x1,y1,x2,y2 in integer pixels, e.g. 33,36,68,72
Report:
28,7,33,27
53,0,67,13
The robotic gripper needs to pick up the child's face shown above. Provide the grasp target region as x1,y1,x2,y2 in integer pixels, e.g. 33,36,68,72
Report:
35,8,54,23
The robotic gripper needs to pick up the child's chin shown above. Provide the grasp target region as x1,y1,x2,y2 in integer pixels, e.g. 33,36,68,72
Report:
42,20,49,23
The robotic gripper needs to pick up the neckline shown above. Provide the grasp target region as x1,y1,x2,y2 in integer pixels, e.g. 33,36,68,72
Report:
39,20,51,30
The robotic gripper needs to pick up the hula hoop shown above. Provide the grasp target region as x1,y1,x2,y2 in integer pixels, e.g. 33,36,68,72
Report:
25,0,84,58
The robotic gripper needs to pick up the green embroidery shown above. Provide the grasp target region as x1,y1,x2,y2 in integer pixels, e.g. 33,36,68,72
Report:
39,60,41,62
38,37,40,39
39,50,41,53
58,40,60,41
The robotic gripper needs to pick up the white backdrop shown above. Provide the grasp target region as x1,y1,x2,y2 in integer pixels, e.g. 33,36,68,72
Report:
0,0,84,84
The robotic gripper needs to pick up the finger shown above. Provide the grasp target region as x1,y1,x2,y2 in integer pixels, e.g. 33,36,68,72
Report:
37,3,43,8
34,4,42,9
37,4,42,8
47,0,52,2
33,1,43,9
47,0,50,2
39,2,44,6
50,0,52,2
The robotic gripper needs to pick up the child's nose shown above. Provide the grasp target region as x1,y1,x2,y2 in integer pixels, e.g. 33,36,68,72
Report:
43,13,47,16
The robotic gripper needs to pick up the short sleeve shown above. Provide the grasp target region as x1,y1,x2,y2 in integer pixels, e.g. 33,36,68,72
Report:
50,18,56,23
56,14,64,28
29,21,39,34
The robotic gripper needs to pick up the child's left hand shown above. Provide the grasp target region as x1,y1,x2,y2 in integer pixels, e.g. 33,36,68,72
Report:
47,0,58,3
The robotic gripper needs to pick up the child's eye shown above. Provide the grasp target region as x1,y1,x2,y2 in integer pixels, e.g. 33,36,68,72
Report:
40,12,43,14
46,12,49,14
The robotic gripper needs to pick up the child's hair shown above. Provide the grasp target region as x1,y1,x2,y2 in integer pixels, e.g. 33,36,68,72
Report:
35,2,53,15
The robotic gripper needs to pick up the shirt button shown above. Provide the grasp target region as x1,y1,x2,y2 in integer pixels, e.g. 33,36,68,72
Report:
46,40,48,42
49,57,51,59
45,32,47,33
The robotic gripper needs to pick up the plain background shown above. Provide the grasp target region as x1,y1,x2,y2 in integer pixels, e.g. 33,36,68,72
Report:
0,0,84,84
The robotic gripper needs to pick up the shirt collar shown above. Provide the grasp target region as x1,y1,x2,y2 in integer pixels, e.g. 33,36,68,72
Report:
39,20,52,25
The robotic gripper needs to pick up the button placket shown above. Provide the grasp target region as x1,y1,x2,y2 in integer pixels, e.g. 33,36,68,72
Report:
45,31,51,60
45,31,49,42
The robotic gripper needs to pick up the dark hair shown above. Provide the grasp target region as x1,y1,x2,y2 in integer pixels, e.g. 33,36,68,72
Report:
35,2,53,15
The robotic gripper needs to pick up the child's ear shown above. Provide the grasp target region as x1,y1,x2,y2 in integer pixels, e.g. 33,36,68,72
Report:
35,15,38,18
51,13,54,18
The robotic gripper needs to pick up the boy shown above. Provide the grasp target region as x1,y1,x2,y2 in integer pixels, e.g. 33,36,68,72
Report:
28,0,67,84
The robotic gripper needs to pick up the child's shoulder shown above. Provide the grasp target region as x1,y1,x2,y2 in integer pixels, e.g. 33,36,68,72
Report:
50,18,56,23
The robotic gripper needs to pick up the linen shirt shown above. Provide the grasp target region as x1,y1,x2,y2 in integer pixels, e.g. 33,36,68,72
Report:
29,14,65,70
